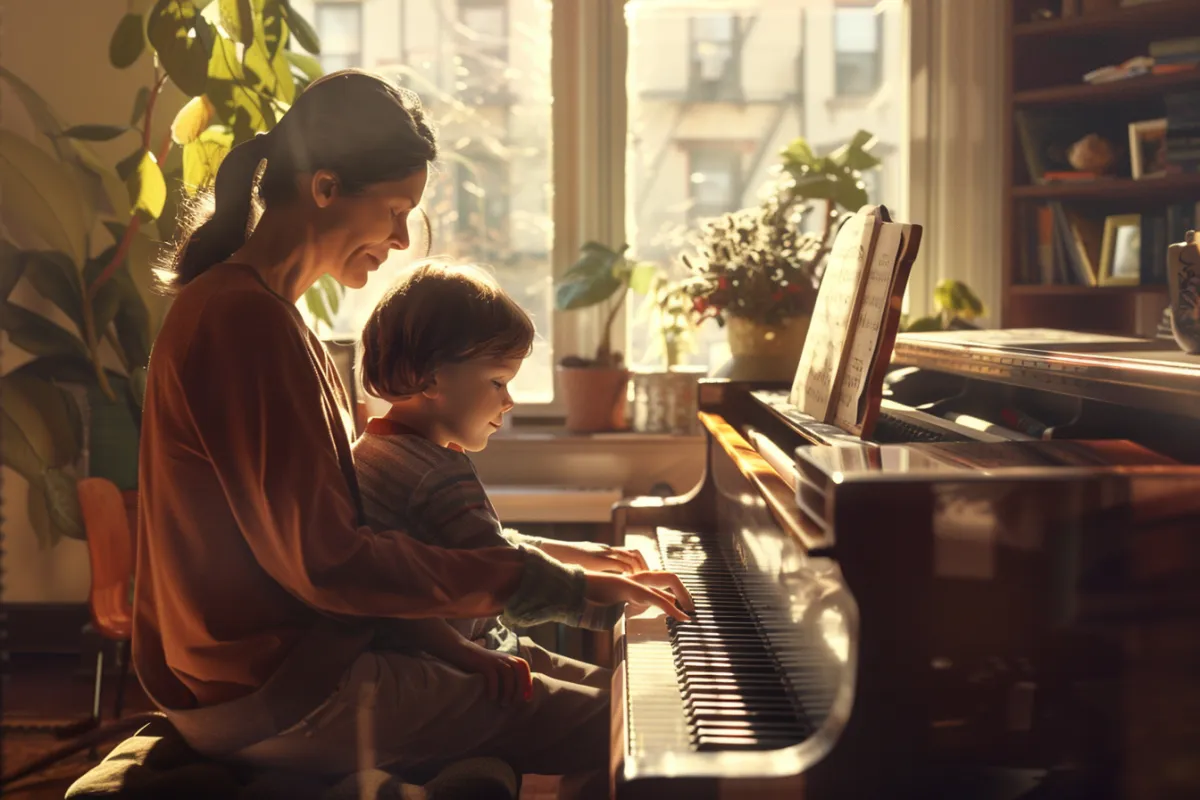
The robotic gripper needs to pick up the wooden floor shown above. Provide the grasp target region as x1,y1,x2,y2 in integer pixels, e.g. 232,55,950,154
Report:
1,654,562,799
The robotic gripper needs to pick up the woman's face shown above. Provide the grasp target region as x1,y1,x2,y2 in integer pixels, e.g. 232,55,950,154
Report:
315,168,428,289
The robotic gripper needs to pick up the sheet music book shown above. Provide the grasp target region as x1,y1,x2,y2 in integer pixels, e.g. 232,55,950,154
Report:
788,204,923,438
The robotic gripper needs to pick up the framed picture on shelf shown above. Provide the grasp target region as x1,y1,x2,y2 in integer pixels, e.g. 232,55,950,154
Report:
1099,214,1142,286
1129,118,1167,179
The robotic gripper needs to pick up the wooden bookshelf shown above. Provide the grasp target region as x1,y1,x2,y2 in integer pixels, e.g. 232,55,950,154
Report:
1003,0,1200,336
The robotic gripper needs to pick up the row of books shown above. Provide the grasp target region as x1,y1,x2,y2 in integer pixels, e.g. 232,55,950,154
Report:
1016,201,1200,286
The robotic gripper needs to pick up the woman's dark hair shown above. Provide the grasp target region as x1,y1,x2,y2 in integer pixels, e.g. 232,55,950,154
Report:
158,69,437,292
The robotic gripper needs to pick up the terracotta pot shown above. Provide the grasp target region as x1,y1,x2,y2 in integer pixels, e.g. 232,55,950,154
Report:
715,315,812,382
558,365,630,433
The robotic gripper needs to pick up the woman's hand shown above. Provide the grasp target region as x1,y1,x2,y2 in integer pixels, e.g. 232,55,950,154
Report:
536,540,650,574
440,640,533,707
584,571,694,621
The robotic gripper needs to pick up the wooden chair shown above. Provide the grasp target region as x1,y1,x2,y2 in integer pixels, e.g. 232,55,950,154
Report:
76,477,136,727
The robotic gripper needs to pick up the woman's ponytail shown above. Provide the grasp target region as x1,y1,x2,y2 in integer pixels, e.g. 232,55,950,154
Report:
158,133,272,292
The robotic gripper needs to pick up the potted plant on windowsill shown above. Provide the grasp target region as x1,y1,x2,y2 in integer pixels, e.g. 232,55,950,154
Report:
681,129,881,381
554,242,656,433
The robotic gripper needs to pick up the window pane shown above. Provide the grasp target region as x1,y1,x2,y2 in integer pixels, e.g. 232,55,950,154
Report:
315,4,362,57
626,0,903,373
306,0,554,404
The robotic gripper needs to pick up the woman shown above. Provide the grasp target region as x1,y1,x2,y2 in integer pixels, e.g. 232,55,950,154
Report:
133,69,691,796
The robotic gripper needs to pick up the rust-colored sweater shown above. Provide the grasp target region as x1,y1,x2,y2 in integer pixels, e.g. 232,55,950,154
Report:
132,264,579,740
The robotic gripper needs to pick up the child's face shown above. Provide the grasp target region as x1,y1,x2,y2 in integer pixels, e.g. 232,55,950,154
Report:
426,356,522,451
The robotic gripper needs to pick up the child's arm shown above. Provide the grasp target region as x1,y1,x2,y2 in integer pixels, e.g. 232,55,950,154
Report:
502,529,649,575
404,617,532,706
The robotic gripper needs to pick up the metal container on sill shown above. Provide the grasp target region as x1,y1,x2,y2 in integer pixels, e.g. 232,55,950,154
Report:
627,366,706,435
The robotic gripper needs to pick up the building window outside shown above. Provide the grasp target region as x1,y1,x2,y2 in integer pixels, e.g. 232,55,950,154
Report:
314,2,363,72
688,145,741,222
834,6,882,97
689,14,739,101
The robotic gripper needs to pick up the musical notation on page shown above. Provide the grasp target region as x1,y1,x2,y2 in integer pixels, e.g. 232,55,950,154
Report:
832,222,905,432
789,209,882,420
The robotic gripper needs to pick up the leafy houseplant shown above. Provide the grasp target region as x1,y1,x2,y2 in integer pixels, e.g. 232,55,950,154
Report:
0,0,327,547
682,129,881,330
900,280,986,332
553,242,656,432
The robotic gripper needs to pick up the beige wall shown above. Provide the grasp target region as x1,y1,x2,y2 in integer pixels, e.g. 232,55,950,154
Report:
1,0,182,602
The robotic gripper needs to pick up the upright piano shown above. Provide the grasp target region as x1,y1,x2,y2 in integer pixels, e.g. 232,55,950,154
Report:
609,329,1200,799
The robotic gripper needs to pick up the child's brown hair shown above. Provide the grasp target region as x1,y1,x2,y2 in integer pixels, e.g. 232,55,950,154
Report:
359,261,535,399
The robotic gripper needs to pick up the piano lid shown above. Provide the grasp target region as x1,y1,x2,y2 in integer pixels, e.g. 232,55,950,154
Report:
892,328,1200,419
795,438,1182,487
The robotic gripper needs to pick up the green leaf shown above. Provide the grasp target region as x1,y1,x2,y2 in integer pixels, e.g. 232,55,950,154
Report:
628,262,658,295
131,86,151,127
219,0,254,46
62,125,130,142
319,274,341,316
206,36,271,141
171,95,216,145
0,241,25,300
283,0,320,54
933,280,985,319
43,466,86,541
147,0,211,97
556,242,629,311
903,314,944,333
303,283,333,330
261,0,287,59
110,13,147,68
244,12,294,105
128,151,168,221
8,354,111,385
0,372,82,469
286,50,322,83
829,129,881,171
0,130,89,267
22,250,85,335
116,148,144,181
26,480,65,548
781,138,817,171
0,300,90,359
0,406,47,485
182,125,231,193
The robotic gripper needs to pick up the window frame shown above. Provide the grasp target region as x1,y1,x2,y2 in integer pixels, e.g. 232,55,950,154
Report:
687,13,742,102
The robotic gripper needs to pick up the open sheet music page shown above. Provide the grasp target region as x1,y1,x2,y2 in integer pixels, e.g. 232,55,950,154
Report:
831,222,906,432
788,209,882,419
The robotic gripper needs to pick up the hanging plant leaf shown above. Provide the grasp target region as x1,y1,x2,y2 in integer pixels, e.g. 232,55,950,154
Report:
0,373,82,470
171,95,216,145
116,147,144,182
110,13,147,69
62,125,130,142
218,0,255,47
182,125,231,193
282,0,321,54
22,250,85,335
627,263,659,295
303,283,334,331
0,300,89,359
828,129,881,171
0,130,90,267
147,0,211,97
130,86,151,127
286,50,323,83
43,465,86,541
1,241,26,300
8,354,116,386
128,151,168,221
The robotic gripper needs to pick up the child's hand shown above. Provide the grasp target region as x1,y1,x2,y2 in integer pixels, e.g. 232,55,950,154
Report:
536,540,649,574
441,639,533,707
584,571,694,622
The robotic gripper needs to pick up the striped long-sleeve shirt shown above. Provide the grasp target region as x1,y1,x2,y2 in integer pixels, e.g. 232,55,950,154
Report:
353,417,619,653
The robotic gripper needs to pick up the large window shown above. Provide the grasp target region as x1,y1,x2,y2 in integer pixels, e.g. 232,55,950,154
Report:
308,0,554,404
626,1,903,373
314,2,363,72
299,1,906,407
834,5,883,97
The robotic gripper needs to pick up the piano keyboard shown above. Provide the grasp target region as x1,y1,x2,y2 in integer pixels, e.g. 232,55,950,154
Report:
616,527,854,782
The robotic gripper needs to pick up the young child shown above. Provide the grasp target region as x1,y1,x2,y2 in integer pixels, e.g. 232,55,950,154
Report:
352,261,650,706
